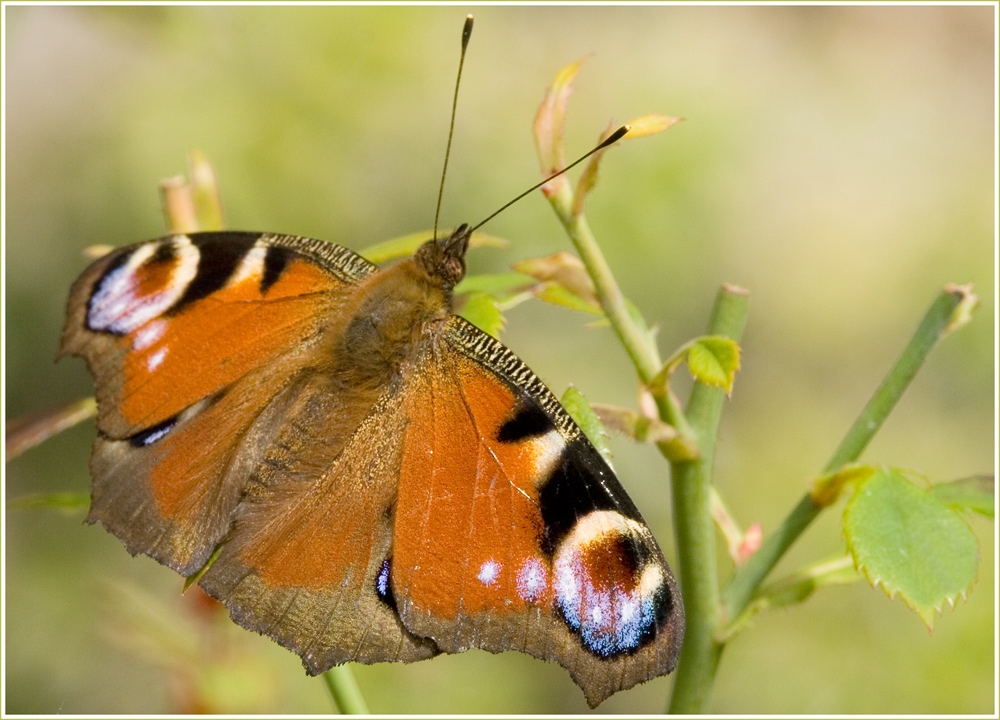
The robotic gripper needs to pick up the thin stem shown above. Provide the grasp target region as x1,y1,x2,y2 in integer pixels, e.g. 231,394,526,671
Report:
722,285,973,624
545,183,697,447
667,285,750,714
323,666,370,714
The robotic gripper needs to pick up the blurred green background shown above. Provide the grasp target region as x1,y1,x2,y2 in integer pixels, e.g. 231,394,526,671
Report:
4,4,995,714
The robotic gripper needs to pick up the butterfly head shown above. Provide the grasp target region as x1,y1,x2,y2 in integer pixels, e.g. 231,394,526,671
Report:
414,224,471,290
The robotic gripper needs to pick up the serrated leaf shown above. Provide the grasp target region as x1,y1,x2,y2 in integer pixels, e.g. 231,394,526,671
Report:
931,475,995,517
561,386,613,467
687,336,741,394
844,467,979,628
458,292,506,339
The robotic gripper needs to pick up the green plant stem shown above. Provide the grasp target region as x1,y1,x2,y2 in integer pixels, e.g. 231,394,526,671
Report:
722,286,972,624
667,285,750,714
546,187,696,446
323,666,370,714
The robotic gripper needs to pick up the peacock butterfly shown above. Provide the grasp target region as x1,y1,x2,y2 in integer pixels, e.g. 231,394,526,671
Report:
60,16,684,709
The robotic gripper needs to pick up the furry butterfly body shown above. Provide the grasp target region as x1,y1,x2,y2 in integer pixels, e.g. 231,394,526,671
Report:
61,226,684,706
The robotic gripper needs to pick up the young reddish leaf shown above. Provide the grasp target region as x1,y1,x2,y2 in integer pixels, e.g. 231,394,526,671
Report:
160,175,199,234
159,150,225,234
591,403,678,445
513,251,599,307
622,113,684,139
687,336,741,394
711,486,762,566
844,467,979,629
533,58,586,196
571,122,624,216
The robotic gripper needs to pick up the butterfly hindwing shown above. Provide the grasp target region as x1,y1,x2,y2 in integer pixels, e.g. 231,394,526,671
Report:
197,375,439,667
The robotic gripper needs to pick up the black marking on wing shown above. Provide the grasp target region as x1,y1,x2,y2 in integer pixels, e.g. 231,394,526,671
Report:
497,400,555,443
127,416,179,447
260,245,295,294
170,233,259,313
375,558,397,610
537,438,644,556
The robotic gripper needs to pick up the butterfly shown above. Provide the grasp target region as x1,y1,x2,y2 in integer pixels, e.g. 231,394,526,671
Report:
59,23,684,711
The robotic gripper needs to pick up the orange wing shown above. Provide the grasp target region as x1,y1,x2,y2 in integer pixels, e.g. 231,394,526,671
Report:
391,317,684,708
60,232,377,573
197,375,438,668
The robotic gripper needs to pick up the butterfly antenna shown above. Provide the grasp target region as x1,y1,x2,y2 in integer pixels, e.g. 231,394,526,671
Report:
433,14,475,241
470,124,630,233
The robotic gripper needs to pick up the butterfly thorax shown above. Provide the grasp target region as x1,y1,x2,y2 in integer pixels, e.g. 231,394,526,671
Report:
333,252,456,389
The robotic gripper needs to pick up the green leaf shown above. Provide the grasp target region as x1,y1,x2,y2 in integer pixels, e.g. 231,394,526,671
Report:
458,292,506,339
687,335,741,394
455,271,533,296
931,475,995,517
561,386,613,466
360,230,508,264
534,283,605,316
844,467,979,628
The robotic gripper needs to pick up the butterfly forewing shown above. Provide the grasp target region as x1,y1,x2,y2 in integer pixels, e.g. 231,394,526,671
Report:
60,232,374,571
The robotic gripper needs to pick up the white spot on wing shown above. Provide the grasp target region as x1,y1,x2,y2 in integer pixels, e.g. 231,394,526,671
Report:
530,431,564,480
132,319,167,350
517,558,548,602
88,236,199,335
147,347,168,371
230,240,268,285
477,560,500,585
